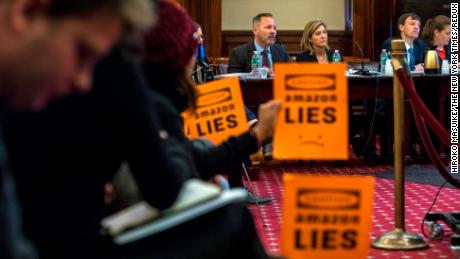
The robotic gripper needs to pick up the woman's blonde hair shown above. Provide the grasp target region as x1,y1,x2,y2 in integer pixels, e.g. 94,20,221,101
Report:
300,21,329,54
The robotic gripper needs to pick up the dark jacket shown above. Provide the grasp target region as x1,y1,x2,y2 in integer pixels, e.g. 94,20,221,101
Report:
227,41,290,73
0,105,37,259
144,66,260,180
382,36,426,69
296,49,334,63
4,47,190,258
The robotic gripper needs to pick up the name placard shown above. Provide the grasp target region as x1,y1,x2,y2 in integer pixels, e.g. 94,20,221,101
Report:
183,77,247,144
273,63,348,160
281,174,374,259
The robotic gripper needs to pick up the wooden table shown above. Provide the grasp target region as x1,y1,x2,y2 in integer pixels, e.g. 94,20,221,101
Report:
240,74,450,104
239,74,451,160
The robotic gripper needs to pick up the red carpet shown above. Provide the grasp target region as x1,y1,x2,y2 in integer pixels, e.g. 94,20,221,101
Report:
246,162,459,258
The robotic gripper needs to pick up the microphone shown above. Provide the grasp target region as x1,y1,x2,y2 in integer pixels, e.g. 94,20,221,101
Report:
355,41,372,75
341,38,372,75
196,58,215,81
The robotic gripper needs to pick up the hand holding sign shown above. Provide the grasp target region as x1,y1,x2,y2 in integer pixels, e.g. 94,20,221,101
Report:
252,100,282,146
183,77,247,145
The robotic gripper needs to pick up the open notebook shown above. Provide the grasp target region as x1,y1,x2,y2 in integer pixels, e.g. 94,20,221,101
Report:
101,179,246,245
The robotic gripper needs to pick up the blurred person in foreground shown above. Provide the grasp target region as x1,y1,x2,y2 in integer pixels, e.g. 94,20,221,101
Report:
0,0,138,257
0,0,153,258
5,0,277,258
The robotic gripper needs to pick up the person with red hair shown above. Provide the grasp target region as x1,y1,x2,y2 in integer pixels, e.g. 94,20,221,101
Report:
142,0,281,204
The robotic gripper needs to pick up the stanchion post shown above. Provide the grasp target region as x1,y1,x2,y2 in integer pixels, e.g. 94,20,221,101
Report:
372,39,429,250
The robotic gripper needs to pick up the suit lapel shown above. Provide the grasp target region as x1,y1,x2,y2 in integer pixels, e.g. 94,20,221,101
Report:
246,41,256,72
271,45,281,62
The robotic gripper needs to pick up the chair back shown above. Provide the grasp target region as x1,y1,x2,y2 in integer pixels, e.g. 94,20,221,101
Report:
209,57,229,75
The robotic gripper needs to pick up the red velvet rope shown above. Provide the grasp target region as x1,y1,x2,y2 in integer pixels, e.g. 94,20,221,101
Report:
394,69,460,188
395,72,450,145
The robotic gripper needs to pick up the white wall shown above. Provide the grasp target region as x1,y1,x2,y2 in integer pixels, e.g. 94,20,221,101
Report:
222,0,345,31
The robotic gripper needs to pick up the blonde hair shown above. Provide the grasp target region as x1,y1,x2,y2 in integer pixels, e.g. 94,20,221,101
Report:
300,21,329,54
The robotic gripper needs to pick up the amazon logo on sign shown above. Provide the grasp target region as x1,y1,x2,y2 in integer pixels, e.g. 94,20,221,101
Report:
196,88,232,108
285,74,336,91
297,189,360,210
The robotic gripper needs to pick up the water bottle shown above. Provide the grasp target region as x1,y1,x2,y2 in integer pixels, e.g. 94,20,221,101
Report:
251,51,260,78
384,58,393,76
332,50,342,63
441,60,450,75
379,49,388,74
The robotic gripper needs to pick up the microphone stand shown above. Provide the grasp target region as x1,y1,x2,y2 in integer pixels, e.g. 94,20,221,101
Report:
343,39,372,76
197,43,215,81
200,59,215,81
353,41,372,75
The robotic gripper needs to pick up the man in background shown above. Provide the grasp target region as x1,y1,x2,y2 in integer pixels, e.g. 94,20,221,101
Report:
227,13,288,201
382,12,426,72
228,13,290,74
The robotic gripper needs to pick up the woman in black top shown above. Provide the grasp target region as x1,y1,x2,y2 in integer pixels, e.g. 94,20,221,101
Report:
297,21,379,165
297,21,334,63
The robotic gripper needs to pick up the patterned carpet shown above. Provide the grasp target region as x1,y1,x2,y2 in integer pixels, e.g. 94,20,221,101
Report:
246,161,459,258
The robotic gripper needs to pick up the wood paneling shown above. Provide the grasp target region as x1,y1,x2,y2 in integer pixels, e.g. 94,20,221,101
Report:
352,0,374,60
178,0,450,59
394,0,451,35
176,0,222,57
221,30,353,57
344,0,353,31
373,0,394,59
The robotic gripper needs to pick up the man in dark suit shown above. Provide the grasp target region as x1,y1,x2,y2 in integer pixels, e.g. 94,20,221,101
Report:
227,13,287,203
382,13,426,72
382,13,430,159
228,13,290,74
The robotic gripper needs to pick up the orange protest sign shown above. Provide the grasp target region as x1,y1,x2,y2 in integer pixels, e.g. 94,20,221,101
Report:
273,63,348,160
183,77,247,145
281,174,374,259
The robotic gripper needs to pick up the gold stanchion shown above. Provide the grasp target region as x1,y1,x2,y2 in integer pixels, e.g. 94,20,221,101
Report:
372,40,429,250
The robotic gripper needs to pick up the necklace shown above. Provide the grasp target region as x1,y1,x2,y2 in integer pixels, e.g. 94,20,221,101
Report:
316,53,328,64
